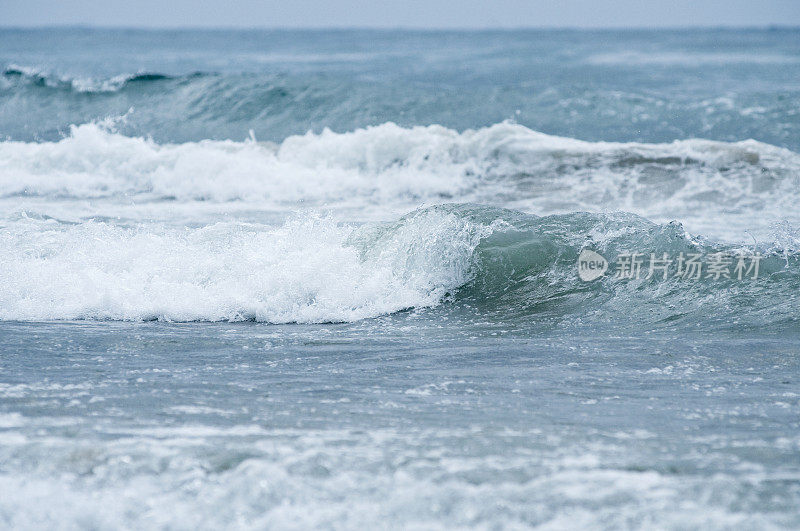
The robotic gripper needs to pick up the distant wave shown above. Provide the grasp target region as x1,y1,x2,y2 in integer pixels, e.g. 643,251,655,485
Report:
1,65,198,93
586,51,800,66
0,204,797,327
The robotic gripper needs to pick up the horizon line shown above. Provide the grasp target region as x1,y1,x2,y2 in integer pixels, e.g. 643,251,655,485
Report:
1,23,799,32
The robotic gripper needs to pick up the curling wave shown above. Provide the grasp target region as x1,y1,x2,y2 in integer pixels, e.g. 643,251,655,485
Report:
1,204,797,328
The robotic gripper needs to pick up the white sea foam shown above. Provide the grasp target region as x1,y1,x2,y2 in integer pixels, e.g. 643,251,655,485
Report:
0,121,478,202
0,425,791,530
0,209,491,322
2,121,798,242
0,121,794,203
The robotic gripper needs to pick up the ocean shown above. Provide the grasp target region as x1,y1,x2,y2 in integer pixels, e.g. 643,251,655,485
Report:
1,27,799,529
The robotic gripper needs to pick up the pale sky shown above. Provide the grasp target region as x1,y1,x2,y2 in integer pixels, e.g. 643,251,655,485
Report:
2,0,799,28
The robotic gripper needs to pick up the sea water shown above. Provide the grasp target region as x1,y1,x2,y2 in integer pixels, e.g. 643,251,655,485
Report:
1,28,799,529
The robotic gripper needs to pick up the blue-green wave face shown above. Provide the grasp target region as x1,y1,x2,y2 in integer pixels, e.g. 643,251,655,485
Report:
353,204,800,333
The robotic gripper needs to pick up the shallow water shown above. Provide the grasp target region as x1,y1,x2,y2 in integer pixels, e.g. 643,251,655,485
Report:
2,323,799,528
1,28,800,529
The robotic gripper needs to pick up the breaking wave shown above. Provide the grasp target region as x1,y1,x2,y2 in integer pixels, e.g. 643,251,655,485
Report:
1,204,797,328
1,121,799,234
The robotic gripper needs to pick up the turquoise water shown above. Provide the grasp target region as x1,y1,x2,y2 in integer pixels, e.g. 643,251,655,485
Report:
1,28,800,529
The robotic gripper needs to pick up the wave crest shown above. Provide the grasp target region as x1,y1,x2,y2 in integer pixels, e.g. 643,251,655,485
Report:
2,66,183,93
2,120,797,202
1,204,798,328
